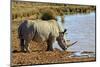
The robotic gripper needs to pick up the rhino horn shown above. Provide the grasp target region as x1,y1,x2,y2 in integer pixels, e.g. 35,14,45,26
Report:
65,41,78,50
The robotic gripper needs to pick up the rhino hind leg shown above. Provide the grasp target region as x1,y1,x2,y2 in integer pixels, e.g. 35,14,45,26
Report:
24,40,29,52
20,39,25,52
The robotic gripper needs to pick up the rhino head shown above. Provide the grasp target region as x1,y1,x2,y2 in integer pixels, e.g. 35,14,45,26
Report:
56,29,77,51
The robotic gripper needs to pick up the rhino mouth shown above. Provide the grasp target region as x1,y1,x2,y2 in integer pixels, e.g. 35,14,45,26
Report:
57,38,78,51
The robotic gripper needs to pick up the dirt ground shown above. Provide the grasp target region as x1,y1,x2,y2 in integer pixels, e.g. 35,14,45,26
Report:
11,50,95,66
11,38,95,66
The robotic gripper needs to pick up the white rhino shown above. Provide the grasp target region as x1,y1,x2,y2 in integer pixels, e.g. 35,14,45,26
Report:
18,19,77,52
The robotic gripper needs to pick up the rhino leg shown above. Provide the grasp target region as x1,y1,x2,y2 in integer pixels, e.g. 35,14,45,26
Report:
24,40,29,52
46,39,53,51
20,39,25,52
46,35,55,51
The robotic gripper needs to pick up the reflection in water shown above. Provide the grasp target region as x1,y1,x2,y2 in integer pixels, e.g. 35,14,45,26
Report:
54,12,95,52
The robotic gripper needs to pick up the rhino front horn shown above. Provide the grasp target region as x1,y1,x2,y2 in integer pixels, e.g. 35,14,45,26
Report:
66,41,78,49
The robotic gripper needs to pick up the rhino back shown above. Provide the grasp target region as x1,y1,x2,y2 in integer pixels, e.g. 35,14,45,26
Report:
18,20,60,42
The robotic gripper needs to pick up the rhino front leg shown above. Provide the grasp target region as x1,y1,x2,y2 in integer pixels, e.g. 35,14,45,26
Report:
46,36,55,51
46,39,53,51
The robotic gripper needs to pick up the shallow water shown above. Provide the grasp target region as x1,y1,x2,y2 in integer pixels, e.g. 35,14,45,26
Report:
53,12,96,52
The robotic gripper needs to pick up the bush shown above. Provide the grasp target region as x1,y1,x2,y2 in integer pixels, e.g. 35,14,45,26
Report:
40,9,56,20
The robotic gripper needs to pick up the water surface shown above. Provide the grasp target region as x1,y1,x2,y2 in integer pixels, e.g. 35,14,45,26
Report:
54,12,96,52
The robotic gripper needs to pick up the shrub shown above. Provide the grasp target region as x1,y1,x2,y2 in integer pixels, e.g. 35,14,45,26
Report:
40,9,56,20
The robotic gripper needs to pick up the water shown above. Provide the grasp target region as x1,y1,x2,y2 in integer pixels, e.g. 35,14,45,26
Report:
53,12,96,53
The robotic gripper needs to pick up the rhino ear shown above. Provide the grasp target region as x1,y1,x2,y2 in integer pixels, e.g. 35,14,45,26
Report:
61,29,67,34
63,29,67,33
59,29,67,35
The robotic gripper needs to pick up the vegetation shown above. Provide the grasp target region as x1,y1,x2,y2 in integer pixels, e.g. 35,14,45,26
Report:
12,1,96,22
40,9,56,20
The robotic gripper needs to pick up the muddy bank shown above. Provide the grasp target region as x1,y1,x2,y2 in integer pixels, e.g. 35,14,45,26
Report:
11,50,95,66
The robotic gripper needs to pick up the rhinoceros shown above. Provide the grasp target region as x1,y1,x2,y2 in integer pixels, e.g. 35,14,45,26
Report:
18,19,77,52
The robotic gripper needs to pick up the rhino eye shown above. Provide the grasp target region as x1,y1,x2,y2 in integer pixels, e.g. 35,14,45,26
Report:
63,40,65,42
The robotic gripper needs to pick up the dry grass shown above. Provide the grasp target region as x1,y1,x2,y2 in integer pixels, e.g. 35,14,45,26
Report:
12,1,96,23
